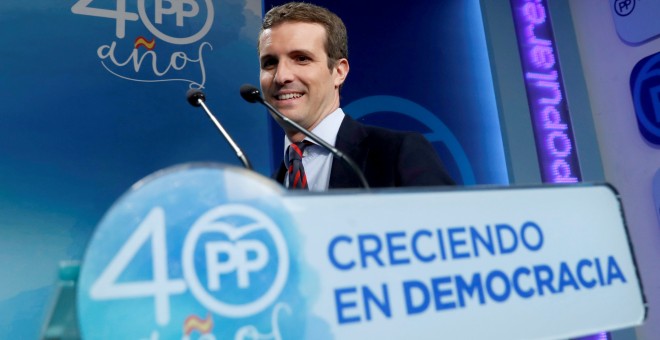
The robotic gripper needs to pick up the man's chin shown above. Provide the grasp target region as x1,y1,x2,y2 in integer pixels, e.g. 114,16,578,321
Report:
270,109,299,126
276,108,303,121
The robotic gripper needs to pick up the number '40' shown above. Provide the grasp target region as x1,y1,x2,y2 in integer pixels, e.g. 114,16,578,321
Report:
72,0,139,39
89,207,186,326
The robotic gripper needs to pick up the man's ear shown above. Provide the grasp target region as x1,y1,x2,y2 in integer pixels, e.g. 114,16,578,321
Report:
333,58,349,88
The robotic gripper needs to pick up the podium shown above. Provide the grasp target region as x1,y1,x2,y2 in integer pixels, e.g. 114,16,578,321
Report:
52,164,645,339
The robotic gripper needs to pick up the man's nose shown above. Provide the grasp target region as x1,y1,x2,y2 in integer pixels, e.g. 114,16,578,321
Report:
274,61,294,85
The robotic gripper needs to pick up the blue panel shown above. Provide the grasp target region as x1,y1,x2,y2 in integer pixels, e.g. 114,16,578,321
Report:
0,1,267,338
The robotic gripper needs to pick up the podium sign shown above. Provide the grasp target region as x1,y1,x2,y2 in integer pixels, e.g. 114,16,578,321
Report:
77,164,645,339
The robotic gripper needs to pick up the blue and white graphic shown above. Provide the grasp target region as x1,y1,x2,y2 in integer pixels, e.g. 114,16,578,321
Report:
77,164,317,338
71,0,215,88
630,51,660,145
182,204,289,318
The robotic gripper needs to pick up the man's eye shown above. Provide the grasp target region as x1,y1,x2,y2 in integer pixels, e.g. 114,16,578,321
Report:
295,55,310,62
261,59,276,69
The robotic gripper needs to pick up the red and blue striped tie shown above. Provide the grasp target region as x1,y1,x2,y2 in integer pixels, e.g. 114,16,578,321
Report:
287,141,311,190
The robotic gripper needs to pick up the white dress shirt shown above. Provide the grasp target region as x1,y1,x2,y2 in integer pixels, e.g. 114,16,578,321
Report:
283,108,345,191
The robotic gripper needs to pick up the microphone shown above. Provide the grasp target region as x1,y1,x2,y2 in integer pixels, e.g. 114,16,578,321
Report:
186,88,253,170
239,84,369,189
187,89,205,107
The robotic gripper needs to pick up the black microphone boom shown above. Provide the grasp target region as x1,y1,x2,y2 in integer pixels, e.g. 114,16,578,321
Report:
239,84,369,189
186,88,252,170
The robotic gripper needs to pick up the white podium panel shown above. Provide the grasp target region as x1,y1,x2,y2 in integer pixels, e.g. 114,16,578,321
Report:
290,185,644,339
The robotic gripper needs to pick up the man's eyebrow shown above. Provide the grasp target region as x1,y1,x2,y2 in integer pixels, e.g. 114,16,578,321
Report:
289,49,315,56
260,49,318,63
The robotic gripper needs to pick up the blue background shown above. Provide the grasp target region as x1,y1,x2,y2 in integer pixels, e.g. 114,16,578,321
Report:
0,0,268,337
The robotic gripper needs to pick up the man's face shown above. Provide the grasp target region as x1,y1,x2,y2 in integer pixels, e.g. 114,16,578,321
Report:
259,21,348,139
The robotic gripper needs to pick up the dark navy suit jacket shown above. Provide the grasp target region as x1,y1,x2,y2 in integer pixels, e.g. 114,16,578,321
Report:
274,115,455,189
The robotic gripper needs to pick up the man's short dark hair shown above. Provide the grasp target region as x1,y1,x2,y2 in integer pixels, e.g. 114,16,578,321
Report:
259,2,348,69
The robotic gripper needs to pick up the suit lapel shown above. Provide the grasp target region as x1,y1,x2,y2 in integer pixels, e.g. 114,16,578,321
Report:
271,115,369,189
329,115,369,189
273,161,287,185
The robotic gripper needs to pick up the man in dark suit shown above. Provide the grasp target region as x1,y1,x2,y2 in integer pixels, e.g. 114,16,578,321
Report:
259,2,454,190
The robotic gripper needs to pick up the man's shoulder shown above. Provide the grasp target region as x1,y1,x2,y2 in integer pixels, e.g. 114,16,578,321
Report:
363,123,420,138
336,114,455,187
341,114,421,142
358,122,431,150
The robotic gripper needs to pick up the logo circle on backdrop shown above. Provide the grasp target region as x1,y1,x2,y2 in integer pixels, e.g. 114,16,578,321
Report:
77,164,305,338
137,0,215,44
614,0,635,17
631,52,660,145
345,95,476,184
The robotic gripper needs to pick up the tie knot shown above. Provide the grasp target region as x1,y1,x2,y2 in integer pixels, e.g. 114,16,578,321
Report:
288,141,313,161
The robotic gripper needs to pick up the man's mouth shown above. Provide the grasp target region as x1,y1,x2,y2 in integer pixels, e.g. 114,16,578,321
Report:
276,93,304,101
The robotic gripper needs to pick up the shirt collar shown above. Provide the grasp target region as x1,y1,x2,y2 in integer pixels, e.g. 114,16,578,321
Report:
283,108,345,158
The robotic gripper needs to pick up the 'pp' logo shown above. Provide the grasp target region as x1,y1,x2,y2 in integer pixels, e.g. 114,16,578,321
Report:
614,0,635,16
630,52,660,145
182,205,289,317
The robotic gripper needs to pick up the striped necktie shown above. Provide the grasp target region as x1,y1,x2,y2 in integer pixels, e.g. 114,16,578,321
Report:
287,141,312,190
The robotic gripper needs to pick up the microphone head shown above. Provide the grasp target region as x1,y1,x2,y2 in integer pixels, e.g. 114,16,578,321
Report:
186,88,206,107
240,84,263,103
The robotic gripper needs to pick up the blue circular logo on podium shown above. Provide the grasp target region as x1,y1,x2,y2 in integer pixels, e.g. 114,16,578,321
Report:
77,164,308,339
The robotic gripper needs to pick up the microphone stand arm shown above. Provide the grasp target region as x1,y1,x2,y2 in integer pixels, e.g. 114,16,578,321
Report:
196,99,253,170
